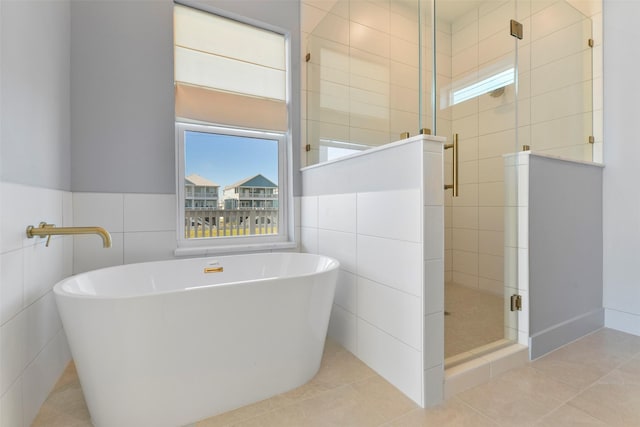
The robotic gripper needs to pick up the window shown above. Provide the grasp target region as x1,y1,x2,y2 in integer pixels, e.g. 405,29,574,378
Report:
440,58,515,109
174,4,292,253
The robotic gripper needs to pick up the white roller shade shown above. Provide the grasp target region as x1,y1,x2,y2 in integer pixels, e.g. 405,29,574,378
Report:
174,5,286,102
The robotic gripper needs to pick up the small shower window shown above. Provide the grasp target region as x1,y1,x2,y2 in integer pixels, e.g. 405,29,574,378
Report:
440,59,515,109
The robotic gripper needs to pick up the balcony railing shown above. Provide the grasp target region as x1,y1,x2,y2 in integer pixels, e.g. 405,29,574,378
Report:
184,208,278,238
239,192,277,198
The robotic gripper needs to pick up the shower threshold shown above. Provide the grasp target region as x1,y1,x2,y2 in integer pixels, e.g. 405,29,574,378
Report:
445,338,513,369
444,342,529,399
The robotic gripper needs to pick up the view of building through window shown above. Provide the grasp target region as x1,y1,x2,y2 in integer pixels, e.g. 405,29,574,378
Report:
183,130,279,239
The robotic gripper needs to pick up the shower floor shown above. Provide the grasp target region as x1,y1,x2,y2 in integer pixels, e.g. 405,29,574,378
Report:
445,282,505,360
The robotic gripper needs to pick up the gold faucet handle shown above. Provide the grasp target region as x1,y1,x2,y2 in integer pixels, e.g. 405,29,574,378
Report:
39,223,55,246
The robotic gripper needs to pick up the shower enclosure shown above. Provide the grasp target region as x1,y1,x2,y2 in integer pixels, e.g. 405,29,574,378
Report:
303,0,597,365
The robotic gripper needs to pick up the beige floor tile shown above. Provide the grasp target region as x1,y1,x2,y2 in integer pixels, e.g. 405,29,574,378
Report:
386,398,498,427
457,366,578,426
31,331,640,427
233,384,389,427
31,362,92,427
579,328,640,348
196,394,291,427
531,328,640,390
226,402,330,427
568,380,640,427
535,404,607,426
618,355,640,383
31,404,93,427
311,345,377,389
198,339,375,426
351,376,418,422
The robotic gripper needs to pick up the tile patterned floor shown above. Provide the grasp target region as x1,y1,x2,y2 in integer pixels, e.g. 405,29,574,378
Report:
445,282,504,358
32,328,640,427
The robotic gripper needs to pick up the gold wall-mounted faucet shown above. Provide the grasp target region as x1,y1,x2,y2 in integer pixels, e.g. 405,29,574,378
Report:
26,222,112,248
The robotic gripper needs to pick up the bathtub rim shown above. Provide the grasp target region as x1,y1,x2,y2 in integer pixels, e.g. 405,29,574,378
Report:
54,252,340,300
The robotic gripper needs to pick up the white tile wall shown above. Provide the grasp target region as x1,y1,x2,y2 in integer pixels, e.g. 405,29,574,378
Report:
327,304,357,354
357,277,422,349
124,231,177,264
22,329,70,425
73,233,124,274
424,311,444,369
424,259,444,315
300,196,318,228
23,241,65,307
24,292,62,365
1,249,23,325
72,192,124,232
123,194,176,232
318,193,356,233
73,192,177,274
357,189,420,242
0,182,73,427
1,378,21,427
300,136,445,407
334,269,357,312
299,226,318,254
357,318,423,403
357,235,423,296
319,229,357,274
1,311,27,396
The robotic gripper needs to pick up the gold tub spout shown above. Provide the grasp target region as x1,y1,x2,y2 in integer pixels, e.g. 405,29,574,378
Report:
26,222,112,248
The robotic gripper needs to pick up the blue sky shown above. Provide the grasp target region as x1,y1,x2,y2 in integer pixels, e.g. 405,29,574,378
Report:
185,131,278,189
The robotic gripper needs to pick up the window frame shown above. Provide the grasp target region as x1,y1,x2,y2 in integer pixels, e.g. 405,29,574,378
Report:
175,122,293,254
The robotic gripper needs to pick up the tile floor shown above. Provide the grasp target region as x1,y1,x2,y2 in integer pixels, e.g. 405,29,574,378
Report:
32,328,640,427
445,282,504,358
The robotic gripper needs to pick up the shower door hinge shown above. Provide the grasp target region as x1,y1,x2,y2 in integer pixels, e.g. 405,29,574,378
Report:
510,294,522,312
510,19,523,40
305,144,311,152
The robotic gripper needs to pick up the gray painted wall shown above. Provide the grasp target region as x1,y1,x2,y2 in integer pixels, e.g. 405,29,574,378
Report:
529,155,603,357
1,0,71,190
70,0,301,195
70,0,174,193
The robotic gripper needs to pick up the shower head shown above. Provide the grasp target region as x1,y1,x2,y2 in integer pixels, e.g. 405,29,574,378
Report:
489,86,505,97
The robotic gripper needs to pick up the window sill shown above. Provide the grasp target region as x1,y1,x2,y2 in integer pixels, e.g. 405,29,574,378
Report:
174,241,298,257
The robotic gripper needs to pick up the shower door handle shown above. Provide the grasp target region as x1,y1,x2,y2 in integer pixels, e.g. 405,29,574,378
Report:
444,133,459,197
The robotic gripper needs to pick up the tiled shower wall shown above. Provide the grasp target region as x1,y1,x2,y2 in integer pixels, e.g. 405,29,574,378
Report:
445,0,600,295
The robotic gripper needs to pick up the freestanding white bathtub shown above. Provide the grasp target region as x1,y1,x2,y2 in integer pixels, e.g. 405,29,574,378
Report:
54,252,339,427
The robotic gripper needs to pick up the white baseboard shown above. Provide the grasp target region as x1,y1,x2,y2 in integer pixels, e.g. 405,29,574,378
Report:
605,308,640,336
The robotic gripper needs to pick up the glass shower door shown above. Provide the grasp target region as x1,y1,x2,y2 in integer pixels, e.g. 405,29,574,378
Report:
434,0,520,363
